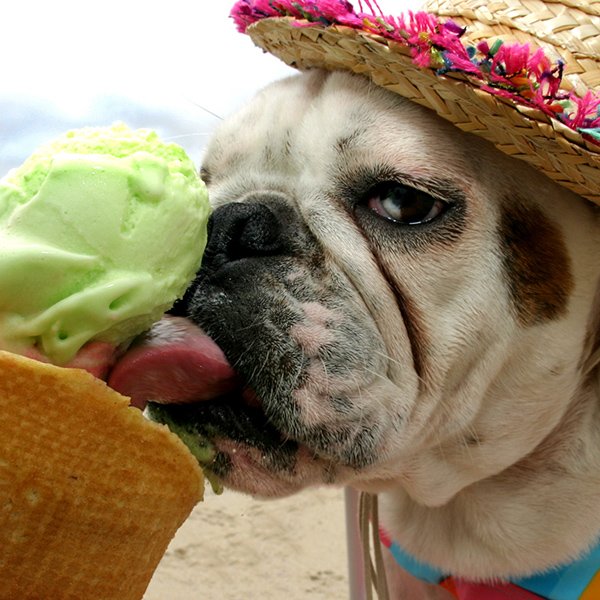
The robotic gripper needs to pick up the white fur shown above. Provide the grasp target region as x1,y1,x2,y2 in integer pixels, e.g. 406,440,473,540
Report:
202,70,600,594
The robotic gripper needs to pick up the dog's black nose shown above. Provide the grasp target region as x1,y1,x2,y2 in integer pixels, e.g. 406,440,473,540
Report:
168,200,289,316
204,202,283,265
168,198,303,317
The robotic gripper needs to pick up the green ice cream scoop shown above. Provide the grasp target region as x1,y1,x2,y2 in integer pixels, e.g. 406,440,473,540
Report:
0,123,210,364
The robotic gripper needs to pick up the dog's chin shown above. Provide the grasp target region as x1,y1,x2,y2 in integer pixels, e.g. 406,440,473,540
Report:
208,438,337,499
146,394,342,498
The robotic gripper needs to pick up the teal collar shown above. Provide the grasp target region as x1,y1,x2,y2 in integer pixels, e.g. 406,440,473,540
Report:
380,529,600,599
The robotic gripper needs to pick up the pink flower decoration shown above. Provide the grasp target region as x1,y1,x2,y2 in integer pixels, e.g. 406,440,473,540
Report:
230,0,600,143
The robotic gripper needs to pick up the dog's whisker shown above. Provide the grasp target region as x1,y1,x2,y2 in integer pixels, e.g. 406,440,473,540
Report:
183,99,224,121
161,132,214,142
373,349,427,387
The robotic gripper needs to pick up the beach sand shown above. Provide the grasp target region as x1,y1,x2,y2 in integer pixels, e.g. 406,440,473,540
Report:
144,486,349,599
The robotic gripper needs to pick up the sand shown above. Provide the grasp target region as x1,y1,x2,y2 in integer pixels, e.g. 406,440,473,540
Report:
144,486,350,599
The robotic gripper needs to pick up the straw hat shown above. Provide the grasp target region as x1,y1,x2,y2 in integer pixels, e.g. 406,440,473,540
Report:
231,0,600,205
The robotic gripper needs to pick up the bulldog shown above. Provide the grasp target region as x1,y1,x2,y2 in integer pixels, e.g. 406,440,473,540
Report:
110,70,600,597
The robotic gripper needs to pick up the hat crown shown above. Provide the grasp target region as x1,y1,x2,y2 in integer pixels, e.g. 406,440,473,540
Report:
425,0,600,92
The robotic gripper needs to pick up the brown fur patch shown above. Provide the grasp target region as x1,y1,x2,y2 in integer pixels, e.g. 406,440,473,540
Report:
499,198,574,326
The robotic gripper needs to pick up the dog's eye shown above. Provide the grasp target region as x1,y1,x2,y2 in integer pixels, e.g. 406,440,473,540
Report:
367,182,446,225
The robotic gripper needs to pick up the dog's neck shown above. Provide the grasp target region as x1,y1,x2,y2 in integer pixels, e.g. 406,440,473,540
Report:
379,371,600,582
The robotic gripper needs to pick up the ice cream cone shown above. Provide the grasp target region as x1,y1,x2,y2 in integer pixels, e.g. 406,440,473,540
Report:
0,350,204,600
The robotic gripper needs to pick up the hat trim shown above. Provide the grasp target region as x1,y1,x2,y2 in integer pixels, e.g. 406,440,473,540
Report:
230,0,600,150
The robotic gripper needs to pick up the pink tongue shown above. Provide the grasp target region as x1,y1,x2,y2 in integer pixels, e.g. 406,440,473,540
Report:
108,316,238,409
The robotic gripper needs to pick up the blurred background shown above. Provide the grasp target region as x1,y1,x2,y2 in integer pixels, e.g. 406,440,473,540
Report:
0,2,295,175
1,1,409,175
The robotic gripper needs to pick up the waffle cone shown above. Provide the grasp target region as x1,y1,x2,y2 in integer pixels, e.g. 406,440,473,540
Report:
0,351,204,600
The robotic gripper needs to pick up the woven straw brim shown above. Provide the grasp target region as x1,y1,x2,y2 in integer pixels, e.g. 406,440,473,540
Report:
247,18,600,206
426,0,600,109
0,351,203,600
429,0,600,94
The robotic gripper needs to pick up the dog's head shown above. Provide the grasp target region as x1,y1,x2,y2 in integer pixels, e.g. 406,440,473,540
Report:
112,70,600,508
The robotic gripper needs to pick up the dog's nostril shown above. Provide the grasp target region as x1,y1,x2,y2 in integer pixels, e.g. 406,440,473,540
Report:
236,206,280,255
206,202,284,263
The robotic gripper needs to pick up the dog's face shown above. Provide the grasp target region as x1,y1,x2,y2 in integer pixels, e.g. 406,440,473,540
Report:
122,71,600,513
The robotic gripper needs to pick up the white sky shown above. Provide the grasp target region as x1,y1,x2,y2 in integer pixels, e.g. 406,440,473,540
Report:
1,0,418,171
3,3,292,116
